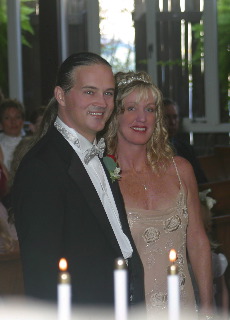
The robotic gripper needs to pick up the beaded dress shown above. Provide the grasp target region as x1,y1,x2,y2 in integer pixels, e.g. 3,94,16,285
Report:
126,160,196,317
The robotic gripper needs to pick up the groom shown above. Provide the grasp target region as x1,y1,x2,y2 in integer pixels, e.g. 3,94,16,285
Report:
12,52,145,307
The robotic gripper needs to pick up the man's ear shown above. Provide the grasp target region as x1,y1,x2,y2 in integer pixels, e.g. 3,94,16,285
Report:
54,86,66,106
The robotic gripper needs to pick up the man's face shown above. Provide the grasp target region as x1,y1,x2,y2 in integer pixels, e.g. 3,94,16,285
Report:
164,104,179,138
56,64,115,142
1,107,24,137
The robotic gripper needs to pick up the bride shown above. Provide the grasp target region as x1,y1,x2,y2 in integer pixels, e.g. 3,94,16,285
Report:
105,71,213,318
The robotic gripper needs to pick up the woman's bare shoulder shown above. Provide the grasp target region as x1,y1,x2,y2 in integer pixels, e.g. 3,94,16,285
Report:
173,155,193,169
172,156,196,181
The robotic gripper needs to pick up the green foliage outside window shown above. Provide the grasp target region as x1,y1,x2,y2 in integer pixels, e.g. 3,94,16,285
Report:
0,0,35,96
217,0,230,115
157,0,230,115
193,0,230,114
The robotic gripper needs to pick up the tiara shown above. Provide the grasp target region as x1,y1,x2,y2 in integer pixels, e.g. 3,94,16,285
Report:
117,76,151,87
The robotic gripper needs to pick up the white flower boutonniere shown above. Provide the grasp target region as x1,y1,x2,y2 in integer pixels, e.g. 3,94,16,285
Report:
103,156,121,183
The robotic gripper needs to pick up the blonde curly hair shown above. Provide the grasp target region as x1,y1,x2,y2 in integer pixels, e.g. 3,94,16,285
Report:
105,71,174,172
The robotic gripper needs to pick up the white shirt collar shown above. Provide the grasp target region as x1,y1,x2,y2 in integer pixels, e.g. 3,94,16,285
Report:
55,116,96,154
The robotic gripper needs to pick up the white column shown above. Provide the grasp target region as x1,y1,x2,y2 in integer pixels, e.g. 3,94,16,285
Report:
60,0,68,61
7,0,23,101
203,0,219,125
146,0,158,84
86,0,100,54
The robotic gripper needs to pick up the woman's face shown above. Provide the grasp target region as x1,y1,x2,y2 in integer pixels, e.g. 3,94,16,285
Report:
117,88,156,147
1,107,24,137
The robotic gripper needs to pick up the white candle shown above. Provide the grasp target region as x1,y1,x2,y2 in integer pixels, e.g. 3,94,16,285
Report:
114,258,128,320
167,249,180,320
58,258,71,320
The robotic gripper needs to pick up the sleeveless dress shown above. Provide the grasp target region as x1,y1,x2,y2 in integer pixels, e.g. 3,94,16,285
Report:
126,160,196,317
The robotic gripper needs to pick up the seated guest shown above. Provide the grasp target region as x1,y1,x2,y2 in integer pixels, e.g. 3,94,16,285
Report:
0,145,18,254
0,99,25,172
8,106,46,189
28,106,46,135
3,106,46,238
163,98,207,184
0,202,18,254
0,147,8,198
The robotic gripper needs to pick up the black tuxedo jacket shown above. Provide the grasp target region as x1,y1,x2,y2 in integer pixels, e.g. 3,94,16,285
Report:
12,125,145,306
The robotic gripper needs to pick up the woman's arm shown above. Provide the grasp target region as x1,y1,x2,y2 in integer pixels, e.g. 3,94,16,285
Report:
177,157,213,316
215,274,229,319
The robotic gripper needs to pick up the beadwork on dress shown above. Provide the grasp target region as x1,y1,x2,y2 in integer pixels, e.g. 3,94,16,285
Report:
126,166,196,315
143,227,160,244
164,214,181,232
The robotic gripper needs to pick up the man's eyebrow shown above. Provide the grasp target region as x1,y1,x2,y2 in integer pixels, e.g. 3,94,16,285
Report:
81,85,97,90
81,86,115,91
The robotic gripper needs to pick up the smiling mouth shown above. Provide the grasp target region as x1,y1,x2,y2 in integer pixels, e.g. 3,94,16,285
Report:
88,111,104,116
131,126,147,132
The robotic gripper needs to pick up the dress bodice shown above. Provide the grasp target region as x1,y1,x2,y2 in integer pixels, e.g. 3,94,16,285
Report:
126,160,196,317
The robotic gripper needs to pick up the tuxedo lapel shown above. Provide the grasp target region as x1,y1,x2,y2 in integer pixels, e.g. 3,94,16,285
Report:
100,158,133,242
68,154,122,256
50,126,130,257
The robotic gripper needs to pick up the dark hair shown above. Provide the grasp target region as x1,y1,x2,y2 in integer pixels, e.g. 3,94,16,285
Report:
29,106,46,124
162,98,179,117
162,98,177,106
56,52,111,93
0,99,25,122
34,52,112,142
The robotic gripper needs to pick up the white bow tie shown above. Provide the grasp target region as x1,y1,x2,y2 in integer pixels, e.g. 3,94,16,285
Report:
84,138,105,164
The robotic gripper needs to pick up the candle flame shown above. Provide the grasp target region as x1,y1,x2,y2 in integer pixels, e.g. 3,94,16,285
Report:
117,258,124,267
115,257,126,270
59,258,68,271
169,249,177,263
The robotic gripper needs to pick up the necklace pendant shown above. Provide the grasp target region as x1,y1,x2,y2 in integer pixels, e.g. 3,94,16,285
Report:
144,185,147,191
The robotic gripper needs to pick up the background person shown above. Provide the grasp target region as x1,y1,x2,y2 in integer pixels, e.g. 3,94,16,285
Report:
28,106,46,135
163,98,207,184
8,106,46,189
0,99,25,172
0,143,18,255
